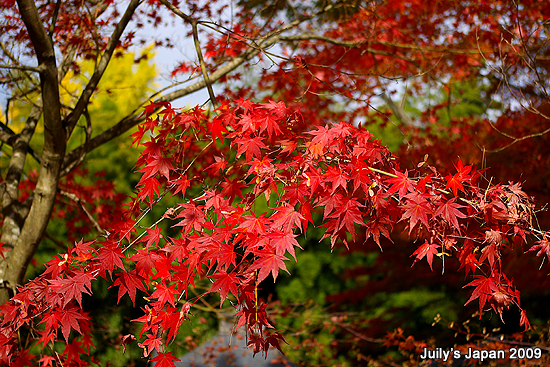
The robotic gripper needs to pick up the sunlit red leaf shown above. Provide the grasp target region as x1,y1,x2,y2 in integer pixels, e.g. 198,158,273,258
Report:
410,240,440,271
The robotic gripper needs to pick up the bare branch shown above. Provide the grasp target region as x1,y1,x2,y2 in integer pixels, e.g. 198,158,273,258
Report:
0,120,42,163
48,0,62,38
0,41,37,86
280,34,483,55
158,0,218,107
484,124,550,153
59,189,106,236
381,93,414,126
0,64,42,72
157,0,193,22
192,23,219,107
0,121,16,145
60,108,92,177
58,45,78,81
61,40,266,169
63,0,141,138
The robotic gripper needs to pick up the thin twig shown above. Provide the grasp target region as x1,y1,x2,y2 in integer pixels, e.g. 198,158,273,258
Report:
0,64,42,72
59,189,107,236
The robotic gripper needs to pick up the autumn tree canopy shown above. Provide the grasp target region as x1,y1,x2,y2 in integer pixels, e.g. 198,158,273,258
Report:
1,0,549,366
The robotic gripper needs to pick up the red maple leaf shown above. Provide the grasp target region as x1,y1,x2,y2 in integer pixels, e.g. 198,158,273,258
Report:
306,125,333,150
401,198,432,233
209,237,237,277
209,271,239,305
298,202,315,234
528,236,550,262
141,225,163,249
236,97,254,113
410,240,440,271
281,181,309,206
52,270,94,308
277,138,297,155
434,198,467,231
479,243,500,269
326,197,365,240
205,155,228,174
237,213,269,235
261,99,288,118
111,270,147,306
250,249,290,283
130,124,147,147
97,242,126,277
265,332,288,355
235,135,267,160
62,339,86,365
520,309,530,331
38,312,60,347
11,349,35,367
162,237,189,263
151,352,180,367
130,249,161,277
72,239,97,262
445,173,465,196
267,230,302,260
207,116,228,143
140,334,163,358
270,205,305,233
150,281,177,307
173,201,211,234
137,177,160,204
256,111,282,139
387,170,413,200
38,355,55,367
59,307,90,342
465,274,499,314
458,248,480,278
444,157,473,196
454,157,472,178
171,175,190,198
140,101,159,118
137,153,174,181
220,178,247,203
238,114,259,133
247,333,266,358
365,217,393,250
325,166,350,193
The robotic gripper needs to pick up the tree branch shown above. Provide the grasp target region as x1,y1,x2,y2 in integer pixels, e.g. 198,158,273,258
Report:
280,34,420,62
62,0,141,138
59,189,106,236
48,0,62,38
0,64,42,72
381,93,414,126
157,0,192,22
60,108,92,177
62,4,332,170
0,120,42,163
157,0,218,107
0,41,37,85
192,23,218,108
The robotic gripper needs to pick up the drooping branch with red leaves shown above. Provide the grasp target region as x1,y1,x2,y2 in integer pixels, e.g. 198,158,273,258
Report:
1,98,543,365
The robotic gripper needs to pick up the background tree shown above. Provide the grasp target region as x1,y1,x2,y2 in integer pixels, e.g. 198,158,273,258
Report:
0,0,549,366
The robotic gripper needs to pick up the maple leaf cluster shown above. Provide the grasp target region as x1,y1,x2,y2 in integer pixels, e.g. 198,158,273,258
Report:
0,98,543,366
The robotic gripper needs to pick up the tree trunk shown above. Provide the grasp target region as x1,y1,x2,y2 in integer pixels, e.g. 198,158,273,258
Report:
0,0,67,304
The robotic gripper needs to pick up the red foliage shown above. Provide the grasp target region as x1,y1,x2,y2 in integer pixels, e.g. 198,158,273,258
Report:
2,1,550,366
1,99,544,365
